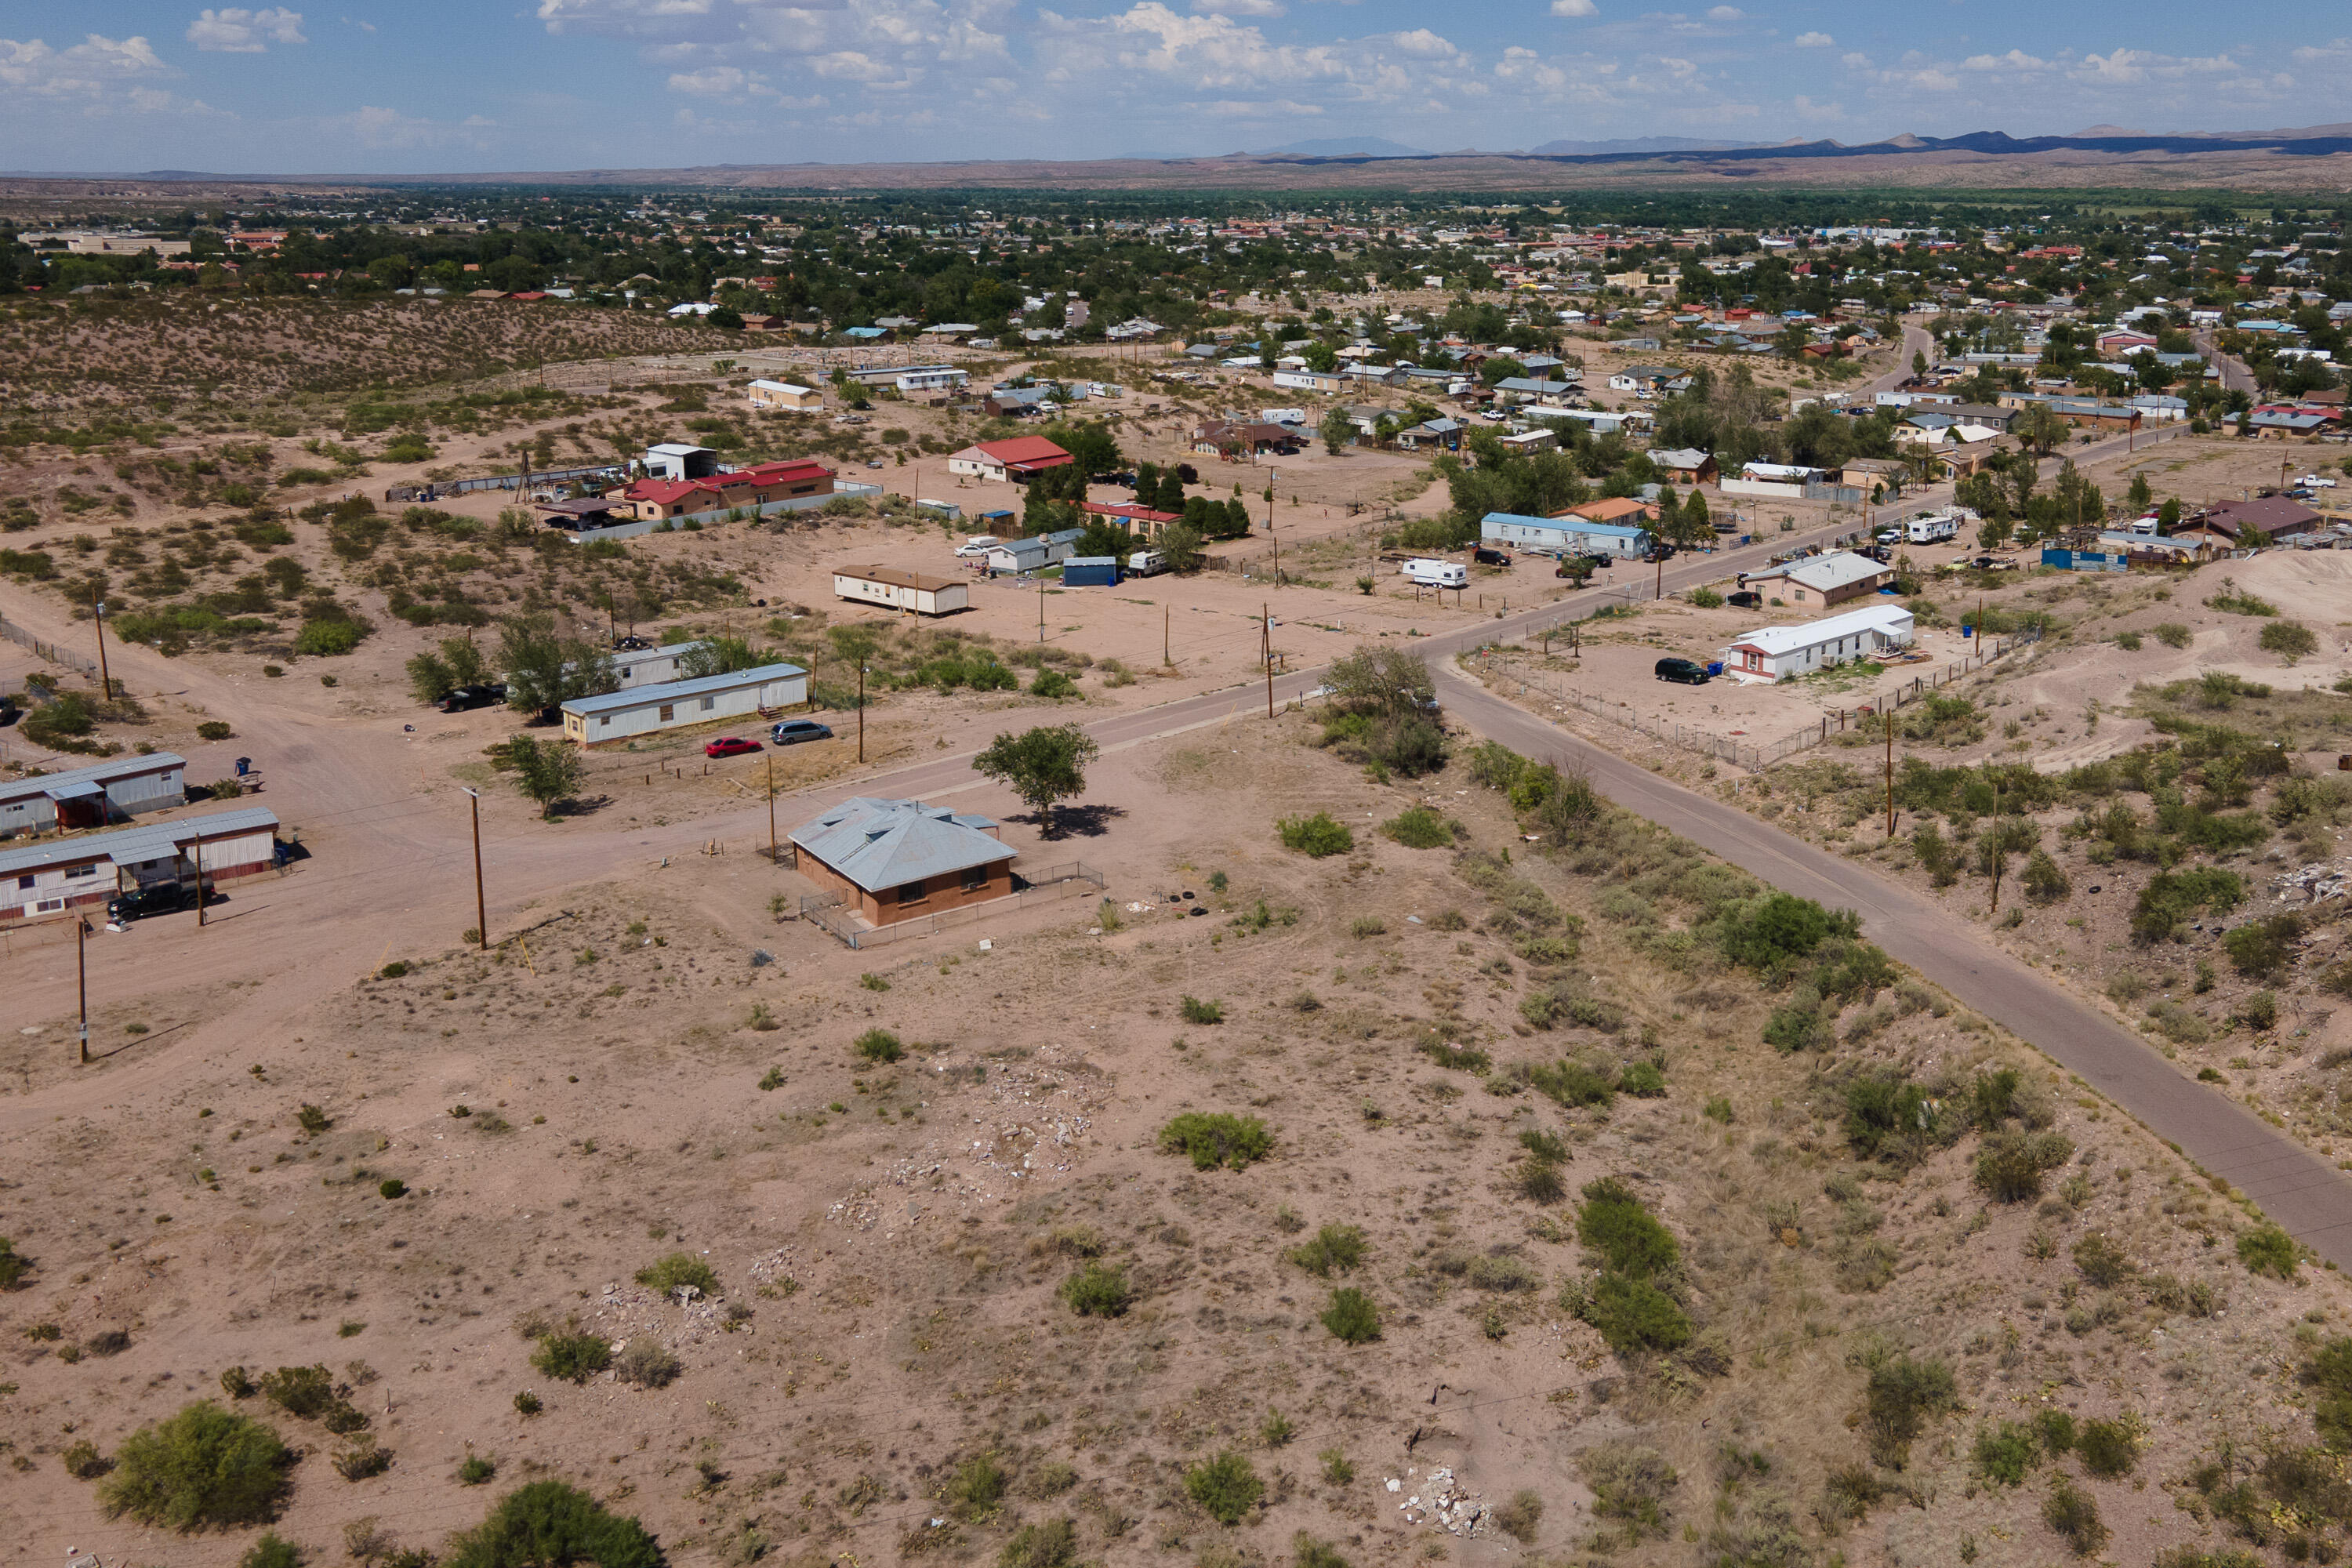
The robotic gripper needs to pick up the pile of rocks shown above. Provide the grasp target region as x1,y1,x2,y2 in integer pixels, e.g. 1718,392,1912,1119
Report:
2273,858,2350,905
1385,1466,1488,1537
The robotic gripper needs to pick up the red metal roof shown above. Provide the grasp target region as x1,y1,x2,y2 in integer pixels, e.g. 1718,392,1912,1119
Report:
971,437,1073,471
1083,503,1181,524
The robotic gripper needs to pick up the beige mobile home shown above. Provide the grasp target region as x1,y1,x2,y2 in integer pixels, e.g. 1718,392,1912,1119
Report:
831,565,970,617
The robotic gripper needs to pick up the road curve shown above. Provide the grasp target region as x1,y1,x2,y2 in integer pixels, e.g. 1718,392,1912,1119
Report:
1430,666,2352,1270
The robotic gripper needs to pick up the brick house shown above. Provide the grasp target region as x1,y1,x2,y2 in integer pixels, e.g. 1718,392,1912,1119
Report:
789,797,1019,928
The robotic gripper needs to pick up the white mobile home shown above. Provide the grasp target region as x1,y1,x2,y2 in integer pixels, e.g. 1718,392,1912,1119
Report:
0,751,187,837
832,565,971,617
610,641,708,690
747,379,822,412
0,805,280,926
1722,605,1914,682
561,662,809,746
1480,511,1652,559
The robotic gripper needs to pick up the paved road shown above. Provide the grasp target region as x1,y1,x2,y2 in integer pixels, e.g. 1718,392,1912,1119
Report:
1860,317,1938,397
2197,331,2259,397
1432,666,2352,1270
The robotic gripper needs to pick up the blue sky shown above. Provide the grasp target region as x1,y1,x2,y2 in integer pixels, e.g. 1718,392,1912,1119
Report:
2,2,2347,174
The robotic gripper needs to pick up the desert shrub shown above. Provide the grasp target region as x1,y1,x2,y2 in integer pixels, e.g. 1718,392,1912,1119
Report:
1974,1129,2074,1202
1348,916,1385,938
442,1481,662,1568
2238,1222,2297,1279
1030,668,1076,699
2072,1233,2134,1287
2036,1409,2077,1454
2042,1479,2108,1557
2022,850,2071,904
1577,1178,1679,1277
2260,621,2319,662
100,1402,292,1530
2307,1335,2352,1450
852,1028,904,1063
615,1341,681,1389
1973,1421,2039,1486
2225,913,2303,979
2075,1417,2140,1478
1381,806,1452,848
1687,586,1724,608
1516,1160,1566,1203
1520,1055,1616,1105
1492,1489,1544,1544
1059,1263,1134,1318
197,720,236,742
1290,1536,1350,1568
2154,621,2192,648
1617,1059,1667,1097
294,619,366,657
259,1364,337,1419
1178,995,1224,1024
1276,811,1354,857
1287,1224,1367,1276
530,1330,612,1384
240,1534,303,1568
1717,892,1857,978
1583,1273,1691,1353
62,1439,114,1479
1157,1112,1272,1170
999,1518,1076,1568
1465,1254,1542,1291
1864,1355,1956,1467
1184,1450,1263,1524
1319,1287,1382,1345
2133,867,2245,942
1579,1442,1678,1540
1843,1073,1937,1160
634,1254,719,1298
459,1455,497,1486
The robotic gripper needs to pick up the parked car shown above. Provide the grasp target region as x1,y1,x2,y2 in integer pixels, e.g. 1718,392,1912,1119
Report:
437,683,508,713
955,535,1000,557
1727,590,1762,609
705,736,763,758
1472,546,1512,567
1654,657,1711,685
1642,545,1679,564
107,882,198,926
770,719,834,746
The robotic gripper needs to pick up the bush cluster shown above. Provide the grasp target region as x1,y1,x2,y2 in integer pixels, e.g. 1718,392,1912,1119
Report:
1156,1112,1272,1170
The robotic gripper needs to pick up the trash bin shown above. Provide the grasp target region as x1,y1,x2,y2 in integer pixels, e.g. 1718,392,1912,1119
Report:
234,756,252,777
1705,661,1725,677
1959,626,1974,639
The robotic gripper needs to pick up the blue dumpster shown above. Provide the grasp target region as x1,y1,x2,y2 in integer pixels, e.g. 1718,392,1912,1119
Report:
1705,661,1725,677
1062,556,1121,587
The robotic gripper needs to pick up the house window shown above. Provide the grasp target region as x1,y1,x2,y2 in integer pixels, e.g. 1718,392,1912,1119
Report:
34,898,64,913
699,695,714,711
659,705,674,722
961,866,986,894
898,878,927,906
598,716,611,728
15,874,32,890
64,864,97,880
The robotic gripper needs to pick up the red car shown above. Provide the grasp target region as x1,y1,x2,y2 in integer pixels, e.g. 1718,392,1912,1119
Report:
704,736,762,759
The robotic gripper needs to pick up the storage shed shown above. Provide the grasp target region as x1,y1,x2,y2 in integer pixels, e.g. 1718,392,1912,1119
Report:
831,566,971,616
1062,556,1122,587
789,797,1018,928
561,662,808,746
0,805,280,926
0,752,187,837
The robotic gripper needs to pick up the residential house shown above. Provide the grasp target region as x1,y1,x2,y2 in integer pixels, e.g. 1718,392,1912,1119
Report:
1,806,281,927
1481,512,1652,559
1081,502,1182,542
614,458,835,521
1490,376,1584,408
946,437,1075,484
2248,407,2333,438
1722,604,1915,682
2199,496,2322,543
1607,366,1694,395
1736,550,1895,608
1839,457,1911,494
0,752,187,837
789,797,1018,930
560,662,809,746
982,529,1084,575
896,368,970,396
1191,420,1301,457
1647,448,1718,485
831,566,971,617
747,379,822,412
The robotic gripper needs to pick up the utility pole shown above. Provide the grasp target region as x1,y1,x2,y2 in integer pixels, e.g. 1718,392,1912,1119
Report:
766,753,777,862
856,663,866,764
1987,768,2004,915
1653,553,1664,601
195,838,209,929
75,916,89,1065
1263,604,1274,719
1163,604,1171,667
1885,704,1896,837
1038,576,1046,642
462,788,486,949
91,588,111,698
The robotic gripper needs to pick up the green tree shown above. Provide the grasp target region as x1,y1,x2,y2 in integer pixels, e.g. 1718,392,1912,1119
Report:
1156,521,1205,575
497,615,616,715
1318,407,1356,456
2017,402,2066,456
408,634,491,703
677,637,775,679
100,1403,292,1531
1323,645,1432,715
973,724,1102,834
443,1481,662,1568
503,734,585,819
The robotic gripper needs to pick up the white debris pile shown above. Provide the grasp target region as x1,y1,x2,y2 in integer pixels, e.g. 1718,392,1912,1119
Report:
2274,858,2350,904
1385,1466,1488,1537
589,1276,726,1348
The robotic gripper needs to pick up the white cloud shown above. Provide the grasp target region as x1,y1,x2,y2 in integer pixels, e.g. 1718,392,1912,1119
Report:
1960,48,2047,71
1791,30,1832,46
1838,50,1871,69
0,33,176,97
1388,27,1458,58
1791,93,1842,119
329,103,492,147
1705,5,1741,18
187,7,307,52
1550,0,1599,16
1192,0,1283,13
1195,96,1321,115
667,63,753,96
342,16,376,32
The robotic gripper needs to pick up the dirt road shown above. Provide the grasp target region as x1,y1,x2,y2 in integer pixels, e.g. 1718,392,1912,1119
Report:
1431,666,2352,1272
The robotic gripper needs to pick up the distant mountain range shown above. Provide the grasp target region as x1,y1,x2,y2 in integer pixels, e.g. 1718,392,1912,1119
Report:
1523,136,1746,157
1247,137,1430,158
